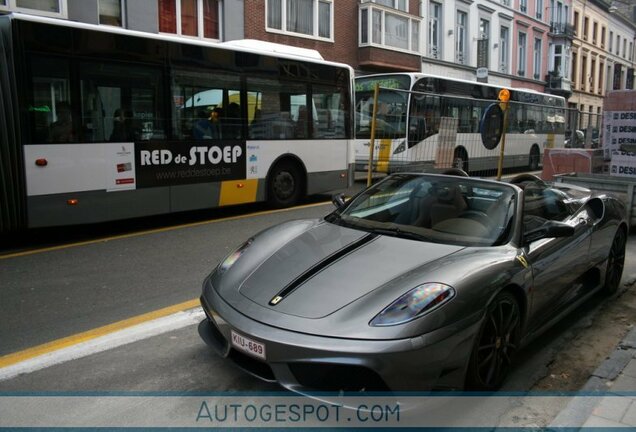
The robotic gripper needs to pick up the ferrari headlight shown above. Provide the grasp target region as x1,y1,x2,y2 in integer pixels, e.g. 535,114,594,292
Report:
218,238,253,274
393,140,406,154
370,283,455,326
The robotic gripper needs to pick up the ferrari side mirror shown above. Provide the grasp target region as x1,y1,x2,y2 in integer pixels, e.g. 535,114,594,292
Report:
524,220,575,244
332,193,347,209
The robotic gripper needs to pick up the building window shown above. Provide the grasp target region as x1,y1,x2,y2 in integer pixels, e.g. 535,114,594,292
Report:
533,38,542,80
500,25,509,73
518,31,526,76
623,38,627,59
552,0,564,24
159,0,220,39
267,0,333,40
520,0,527,13
601,26,606,48
581,55,587,90
359,3,421,53
479,17,489,40
592,21,597,45
573,11,579,35
428,2,442,59
372,0,407,12
609,31,613,52
583,16,588,40
501,0,510,5
551,43,569,78
616,34,620,54
99,0,123,27
630,42,633,61
2,0,65,16
591,58,596,92
536,0,543,20
599,61,604,94
455,10,467,64
571,51,577,87
478,18,490,69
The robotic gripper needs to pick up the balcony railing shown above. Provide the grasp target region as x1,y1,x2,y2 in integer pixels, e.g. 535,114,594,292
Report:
545,72,572,92
550,22,575,38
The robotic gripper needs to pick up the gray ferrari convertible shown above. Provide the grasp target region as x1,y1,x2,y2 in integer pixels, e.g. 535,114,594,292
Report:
199,172,627,392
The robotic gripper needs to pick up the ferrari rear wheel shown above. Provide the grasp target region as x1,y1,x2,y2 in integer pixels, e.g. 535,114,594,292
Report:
604,228,626,295
466,291,521,390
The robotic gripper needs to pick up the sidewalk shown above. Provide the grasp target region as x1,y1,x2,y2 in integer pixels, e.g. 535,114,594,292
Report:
549,328,636,428
549,236,636,428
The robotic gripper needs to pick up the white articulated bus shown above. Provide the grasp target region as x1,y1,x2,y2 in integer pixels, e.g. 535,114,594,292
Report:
0,14,354,233
354,73,566,174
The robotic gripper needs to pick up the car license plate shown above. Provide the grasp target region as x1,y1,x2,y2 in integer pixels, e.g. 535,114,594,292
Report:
230,330,266,360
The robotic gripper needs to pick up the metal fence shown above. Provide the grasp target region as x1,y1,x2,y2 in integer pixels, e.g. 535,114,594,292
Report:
565,109,602,150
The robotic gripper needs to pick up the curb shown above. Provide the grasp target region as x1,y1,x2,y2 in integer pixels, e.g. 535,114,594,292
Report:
548,326,636,428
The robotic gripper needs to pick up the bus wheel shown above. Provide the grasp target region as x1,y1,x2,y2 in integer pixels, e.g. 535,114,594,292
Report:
453,148,469,173
529,146,540,171
267,160,303,208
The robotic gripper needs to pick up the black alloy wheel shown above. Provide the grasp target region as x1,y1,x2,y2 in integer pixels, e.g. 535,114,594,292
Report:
267,160,302,208
604,228,626,295
466,291,521,390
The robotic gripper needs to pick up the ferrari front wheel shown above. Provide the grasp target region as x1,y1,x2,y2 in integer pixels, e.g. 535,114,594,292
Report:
603,228,626,295
465,291,521,390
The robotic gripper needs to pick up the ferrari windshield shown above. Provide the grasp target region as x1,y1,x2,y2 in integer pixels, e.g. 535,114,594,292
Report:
328,174,516,246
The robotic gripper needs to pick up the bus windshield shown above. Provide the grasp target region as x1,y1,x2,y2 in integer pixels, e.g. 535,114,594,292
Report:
355,75,411,139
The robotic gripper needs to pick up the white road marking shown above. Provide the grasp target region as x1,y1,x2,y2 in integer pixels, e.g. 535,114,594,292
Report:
0,309,205,381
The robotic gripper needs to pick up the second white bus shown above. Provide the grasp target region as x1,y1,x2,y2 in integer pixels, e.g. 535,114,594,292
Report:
354,73,566,174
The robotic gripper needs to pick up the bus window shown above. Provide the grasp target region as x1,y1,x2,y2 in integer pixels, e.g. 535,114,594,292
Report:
408,94,427,145
28,56,72,144
312,85,349,139
247,77,306,140
172,70,241,141
80,62,163,142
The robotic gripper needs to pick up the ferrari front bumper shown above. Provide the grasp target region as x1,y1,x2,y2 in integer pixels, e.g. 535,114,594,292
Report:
199,277,481,392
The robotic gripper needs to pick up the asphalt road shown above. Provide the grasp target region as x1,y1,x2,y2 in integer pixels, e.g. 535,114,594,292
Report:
0,201,342,356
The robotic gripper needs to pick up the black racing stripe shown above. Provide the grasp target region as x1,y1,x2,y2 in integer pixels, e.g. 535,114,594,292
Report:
268,232,379,306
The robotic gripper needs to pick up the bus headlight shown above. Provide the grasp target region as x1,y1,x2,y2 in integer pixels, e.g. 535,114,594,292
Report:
393,140,407,155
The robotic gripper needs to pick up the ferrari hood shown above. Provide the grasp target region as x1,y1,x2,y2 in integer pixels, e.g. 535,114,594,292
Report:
224,221,464,319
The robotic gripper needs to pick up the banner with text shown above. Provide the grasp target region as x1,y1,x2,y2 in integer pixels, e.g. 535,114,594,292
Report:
135,141,246,188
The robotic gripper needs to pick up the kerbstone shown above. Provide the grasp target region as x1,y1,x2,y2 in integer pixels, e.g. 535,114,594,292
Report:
621,400,636,426
583,414,629,428
593,349,635,380
592,396,632,422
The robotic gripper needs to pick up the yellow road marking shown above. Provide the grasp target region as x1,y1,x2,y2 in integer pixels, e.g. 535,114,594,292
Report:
0,298,200,369
0,201,331,260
